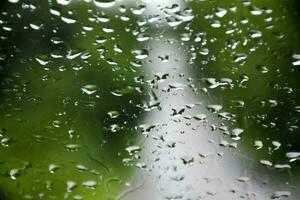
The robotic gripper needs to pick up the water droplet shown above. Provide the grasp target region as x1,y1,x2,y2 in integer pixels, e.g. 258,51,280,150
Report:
57,0,72,5
194,114,207,121
8,0,19,3
109,124,121,133
132,49,149,60
93,0,116,8
286,152,300,162
9,169,19,180
272,141,281,150
67,181,77,192
211,20,221,28
231,128,244,140
271,191,291,199
61,16,77,24
29,21,43,30
256,65,269,73
253,140,263,150
249,30,262,39
107,111,119,119
81,84,98,95
249,7,263,16
82,180,97,188
215,7,227,18
49,164,60,174
35,55,49,65
125,145,141,155
1,137,13,147
206,104,222,113
292,54,300,66
181,156,194,166
260,159,272,167
65,144,80,152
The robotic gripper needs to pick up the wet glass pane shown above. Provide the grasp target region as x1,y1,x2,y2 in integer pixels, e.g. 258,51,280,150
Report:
0,0,299,199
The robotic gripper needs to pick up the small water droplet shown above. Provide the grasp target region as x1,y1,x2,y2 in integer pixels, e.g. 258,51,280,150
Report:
125,145,141,155
82,180,97,188
9,169,19,180
49,164,60,174
67,181,77,192
215,7,227,18
81,84,98,95
107,111,119,119
65,144,80,152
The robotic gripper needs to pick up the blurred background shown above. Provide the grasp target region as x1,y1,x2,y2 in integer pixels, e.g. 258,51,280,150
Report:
0,0,299,199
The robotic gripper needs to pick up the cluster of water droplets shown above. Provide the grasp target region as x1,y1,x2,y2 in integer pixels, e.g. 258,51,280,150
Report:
0,0,299,199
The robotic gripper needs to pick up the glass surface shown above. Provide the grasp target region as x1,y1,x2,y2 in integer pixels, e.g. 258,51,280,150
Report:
0,0,299,199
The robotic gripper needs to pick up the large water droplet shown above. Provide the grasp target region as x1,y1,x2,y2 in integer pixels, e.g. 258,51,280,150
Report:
93,0,116,8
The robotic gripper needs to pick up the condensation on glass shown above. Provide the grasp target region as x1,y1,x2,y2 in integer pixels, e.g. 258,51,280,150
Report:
0,0,299,199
